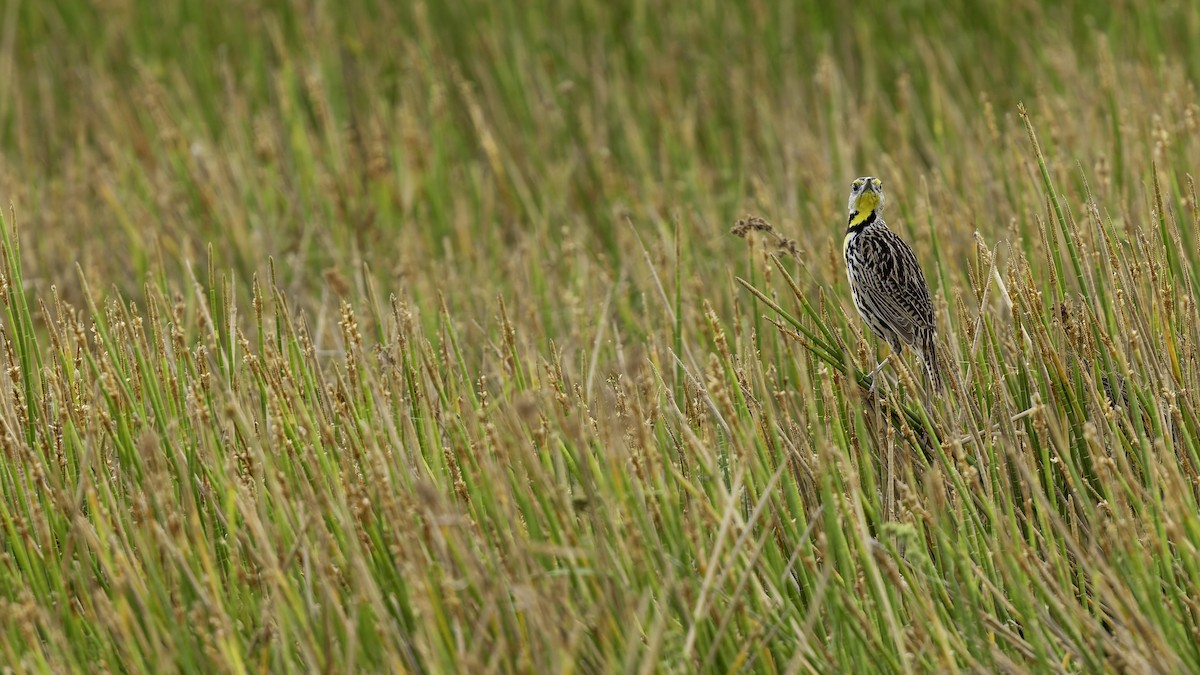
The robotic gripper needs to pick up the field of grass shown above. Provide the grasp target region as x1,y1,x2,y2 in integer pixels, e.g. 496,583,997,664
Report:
3,0,1200,671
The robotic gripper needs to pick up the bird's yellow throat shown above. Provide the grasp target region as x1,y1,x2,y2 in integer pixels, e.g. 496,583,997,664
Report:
849,192,880,226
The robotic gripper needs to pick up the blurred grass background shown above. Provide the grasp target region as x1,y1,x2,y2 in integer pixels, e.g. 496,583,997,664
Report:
7,0,1198,308
1,0,1199,672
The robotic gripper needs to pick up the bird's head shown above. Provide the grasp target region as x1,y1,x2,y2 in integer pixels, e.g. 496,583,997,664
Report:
847,176,885,226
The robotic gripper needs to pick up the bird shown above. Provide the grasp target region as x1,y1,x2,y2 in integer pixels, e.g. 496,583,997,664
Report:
842,176,943,392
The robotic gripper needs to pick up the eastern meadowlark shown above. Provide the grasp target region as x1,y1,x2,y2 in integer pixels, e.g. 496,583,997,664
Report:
842,176,942,391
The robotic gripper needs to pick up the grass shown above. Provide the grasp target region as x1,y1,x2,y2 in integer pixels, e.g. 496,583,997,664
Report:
2,0,1200,671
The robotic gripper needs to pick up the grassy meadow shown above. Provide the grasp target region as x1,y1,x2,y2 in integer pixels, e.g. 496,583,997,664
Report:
3,0,1200,671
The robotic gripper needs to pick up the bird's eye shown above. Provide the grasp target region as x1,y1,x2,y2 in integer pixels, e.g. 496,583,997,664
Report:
852,180,863,188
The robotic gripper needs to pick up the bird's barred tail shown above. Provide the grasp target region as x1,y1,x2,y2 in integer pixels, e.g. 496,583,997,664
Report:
920,334,943,392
